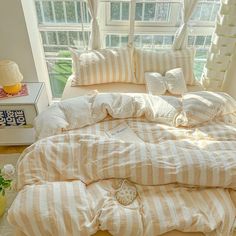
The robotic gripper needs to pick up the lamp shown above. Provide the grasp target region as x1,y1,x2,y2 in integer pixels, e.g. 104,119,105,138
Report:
0,60,23,94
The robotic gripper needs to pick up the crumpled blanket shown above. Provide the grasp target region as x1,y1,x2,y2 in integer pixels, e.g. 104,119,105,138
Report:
34,91,236,139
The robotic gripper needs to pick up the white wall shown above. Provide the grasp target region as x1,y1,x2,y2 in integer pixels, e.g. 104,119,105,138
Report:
223,47,236,99
0,0,52,100
0,0,38,81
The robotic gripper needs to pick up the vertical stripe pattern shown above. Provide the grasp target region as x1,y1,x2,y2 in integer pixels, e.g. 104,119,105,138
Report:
8,117,236,236
134,47,196,85
70,47,135,86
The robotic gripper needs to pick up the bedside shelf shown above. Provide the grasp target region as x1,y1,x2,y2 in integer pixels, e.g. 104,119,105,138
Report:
0,82,48,146
0,127,35,146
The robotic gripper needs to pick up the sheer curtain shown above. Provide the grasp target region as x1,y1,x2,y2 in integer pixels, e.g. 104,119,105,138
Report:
202,0,236,91
87,0,101,50
172,0,198,50
128,0,136,48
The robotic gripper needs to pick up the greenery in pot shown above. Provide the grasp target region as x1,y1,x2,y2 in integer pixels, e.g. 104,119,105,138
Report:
0,164,15,196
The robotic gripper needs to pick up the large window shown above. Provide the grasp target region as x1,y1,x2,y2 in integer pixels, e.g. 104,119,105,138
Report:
34,0,220,98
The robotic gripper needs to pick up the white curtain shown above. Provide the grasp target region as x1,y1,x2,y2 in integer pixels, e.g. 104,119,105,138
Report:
202,0,236,91
128,0,136,48
87,0,101,50
172,0,198,50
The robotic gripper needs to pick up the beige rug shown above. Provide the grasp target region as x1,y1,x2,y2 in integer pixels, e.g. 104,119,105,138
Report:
0,154,20,236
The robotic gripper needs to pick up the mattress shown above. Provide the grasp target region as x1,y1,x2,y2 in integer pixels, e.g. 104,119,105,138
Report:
61,76,204,100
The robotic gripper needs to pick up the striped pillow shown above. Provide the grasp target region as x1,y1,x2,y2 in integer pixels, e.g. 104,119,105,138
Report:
70,47,135,86
134,47,196,85
176,91,236,127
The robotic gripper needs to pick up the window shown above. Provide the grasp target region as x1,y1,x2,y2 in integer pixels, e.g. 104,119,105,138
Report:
35,0,91,97
34,0,220,98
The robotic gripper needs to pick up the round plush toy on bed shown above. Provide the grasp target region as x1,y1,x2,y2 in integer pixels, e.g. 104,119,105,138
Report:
115,180,137,206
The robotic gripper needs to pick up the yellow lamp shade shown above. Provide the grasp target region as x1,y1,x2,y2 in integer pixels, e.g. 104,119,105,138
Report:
0,60,23,87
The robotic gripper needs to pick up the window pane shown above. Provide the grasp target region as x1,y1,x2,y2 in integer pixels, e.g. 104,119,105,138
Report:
65,2,76,23
69,31,78,45
82,2,91,23
47,32,57,45
191,5,201,21
106,35,110,47
195,49,208,59
122,2,129,20
121,36,128,46
106,34,128,48
37,0,91,25
200,3,212,21
135,3,143,21
109,2,176,23
41,32,47,45
58,32,68,45
194,60,205,80
35,1,43,24
134,34,174,49
111,2,120,20
188,36,195,46
144,3,155,21
191,0,220,22
41,30,90,49
156,3,170,21
54,2,65,23
153,35,164,46
142,35,152,47
111,35,120,47
163,35,173,45
195,36,205,46
46,57,72,98
134,35,141,47
211,4,219,21
205,36,212,46
188,33,213,80
76,2,82,23
42,1,54,22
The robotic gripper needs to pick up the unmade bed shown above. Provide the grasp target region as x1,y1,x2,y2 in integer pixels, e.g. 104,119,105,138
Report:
7,79,236,236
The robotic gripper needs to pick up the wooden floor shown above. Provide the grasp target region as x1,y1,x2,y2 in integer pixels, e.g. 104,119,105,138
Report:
0,146,28,154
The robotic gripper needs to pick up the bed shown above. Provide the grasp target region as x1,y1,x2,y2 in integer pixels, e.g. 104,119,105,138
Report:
7,45,236,235
7,77,236,236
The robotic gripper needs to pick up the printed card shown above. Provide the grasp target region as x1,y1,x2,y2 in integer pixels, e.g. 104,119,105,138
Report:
106,122,144,143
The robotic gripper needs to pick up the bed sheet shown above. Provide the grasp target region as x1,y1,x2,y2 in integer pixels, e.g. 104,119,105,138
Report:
61,76,204,100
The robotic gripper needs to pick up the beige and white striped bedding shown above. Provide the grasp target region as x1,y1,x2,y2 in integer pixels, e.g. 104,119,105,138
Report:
8,93,236,236
34,92,236,140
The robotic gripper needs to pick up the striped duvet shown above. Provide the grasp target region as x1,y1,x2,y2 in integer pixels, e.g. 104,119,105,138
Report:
8,93,236,236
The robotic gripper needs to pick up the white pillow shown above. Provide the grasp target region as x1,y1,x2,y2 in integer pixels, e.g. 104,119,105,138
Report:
134,47,196,85
145,68,187,95
70,47,135,86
